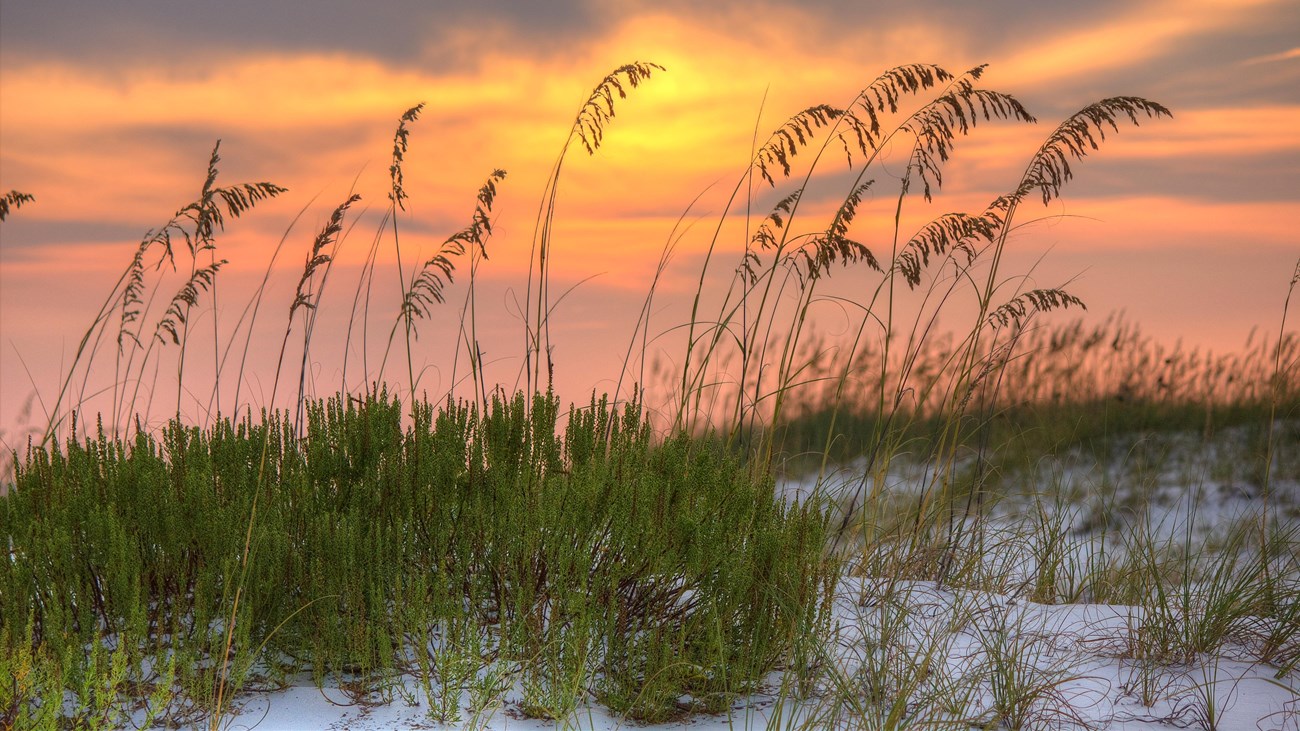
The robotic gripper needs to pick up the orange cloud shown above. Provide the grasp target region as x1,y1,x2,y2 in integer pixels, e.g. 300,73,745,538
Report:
1024,196,1299,249
994,0,1281,89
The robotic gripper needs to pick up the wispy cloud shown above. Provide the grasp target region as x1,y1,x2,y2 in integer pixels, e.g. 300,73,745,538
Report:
1241,46,1300,64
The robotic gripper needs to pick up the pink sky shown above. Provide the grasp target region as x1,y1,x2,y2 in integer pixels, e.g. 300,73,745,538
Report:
1,0,1298,441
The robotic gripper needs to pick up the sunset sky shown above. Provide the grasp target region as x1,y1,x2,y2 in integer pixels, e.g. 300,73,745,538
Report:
1,0,1298,436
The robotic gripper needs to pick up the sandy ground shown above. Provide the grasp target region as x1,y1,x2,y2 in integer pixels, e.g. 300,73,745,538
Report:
185,574,1299,731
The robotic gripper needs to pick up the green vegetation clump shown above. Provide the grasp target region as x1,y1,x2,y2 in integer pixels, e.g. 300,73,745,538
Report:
1,391,832,726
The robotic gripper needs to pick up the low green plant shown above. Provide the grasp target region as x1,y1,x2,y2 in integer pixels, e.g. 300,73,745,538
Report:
971,599,1095,731
0,616,61,731
820,581,975,731
1122,508,1268,666
1181,659,1237,731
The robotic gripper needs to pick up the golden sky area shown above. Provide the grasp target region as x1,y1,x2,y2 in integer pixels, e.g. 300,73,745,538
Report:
1,0,1298,437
